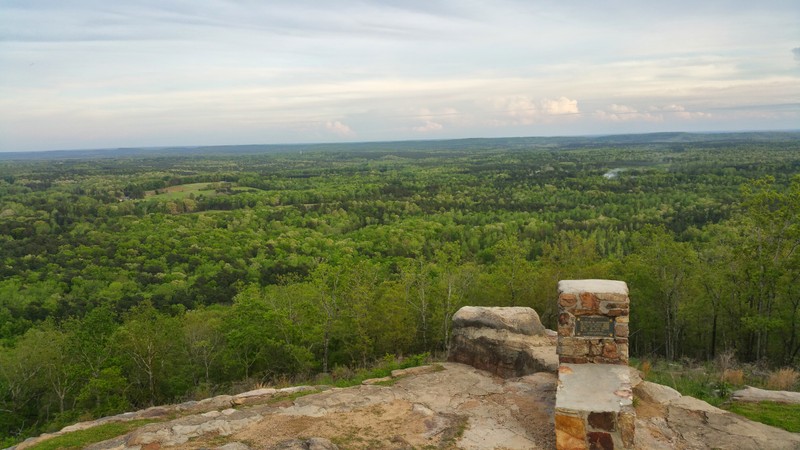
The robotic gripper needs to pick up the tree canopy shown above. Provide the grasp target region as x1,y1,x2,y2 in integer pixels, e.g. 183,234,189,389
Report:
1,133,799,444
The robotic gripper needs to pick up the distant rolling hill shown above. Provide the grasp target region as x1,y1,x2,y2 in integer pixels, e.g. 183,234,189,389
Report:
1,131,798,161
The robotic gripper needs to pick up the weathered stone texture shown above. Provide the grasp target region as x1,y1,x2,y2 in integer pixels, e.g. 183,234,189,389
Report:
618,410,635,448
556,413,587,449
451,306,547,336
448,306,557,377
556,280,634,450
586,431,613,450
731,385,800,404
556,429,588,450
588,412,615,431
556,279,630,365
635,380,800,449
272,437,339,450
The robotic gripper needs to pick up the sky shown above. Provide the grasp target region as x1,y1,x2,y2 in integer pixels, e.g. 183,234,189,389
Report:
1,0,799,152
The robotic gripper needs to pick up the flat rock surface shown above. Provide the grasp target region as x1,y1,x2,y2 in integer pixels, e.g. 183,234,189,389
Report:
732,386,800,404
180,363,559,450
556,363,632,412
451,306,546,336
11,364,800,450
558,279,628,295
635,381,800,450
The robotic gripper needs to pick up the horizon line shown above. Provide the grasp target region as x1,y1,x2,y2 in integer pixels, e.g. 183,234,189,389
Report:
2,129,800,155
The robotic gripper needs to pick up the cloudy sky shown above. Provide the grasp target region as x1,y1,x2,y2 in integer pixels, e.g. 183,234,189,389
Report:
1,0,798,151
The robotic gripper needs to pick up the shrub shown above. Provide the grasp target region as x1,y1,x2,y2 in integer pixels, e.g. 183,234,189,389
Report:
715,349,737,373
722,369,744,386
766,368,799,391
331,364,355,381
640,360,652,379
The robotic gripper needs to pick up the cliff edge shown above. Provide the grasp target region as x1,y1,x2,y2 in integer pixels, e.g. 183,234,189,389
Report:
8,306,800,449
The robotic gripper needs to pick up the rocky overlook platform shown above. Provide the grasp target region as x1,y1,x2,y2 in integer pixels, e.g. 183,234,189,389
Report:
8,306,800,450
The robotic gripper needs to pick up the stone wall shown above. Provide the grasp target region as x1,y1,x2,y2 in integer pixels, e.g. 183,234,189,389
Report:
555,279,634,450
555,364,635,450
556,279,629,365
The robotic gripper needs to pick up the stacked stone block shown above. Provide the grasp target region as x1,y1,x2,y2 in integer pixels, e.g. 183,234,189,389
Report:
555,279,635,450
557,281,629,365
556,409,635,449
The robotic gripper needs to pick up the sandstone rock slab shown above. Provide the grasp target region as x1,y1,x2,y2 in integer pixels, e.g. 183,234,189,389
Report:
634,379,800,449
448,306,557,378
271,437,338,450
635,381,681,404
214,443,251,450
732,385,800,404
451,306,546,336
15,361,800,450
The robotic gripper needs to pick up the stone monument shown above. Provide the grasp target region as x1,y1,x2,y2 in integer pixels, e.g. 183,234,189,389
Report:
554,279,635,450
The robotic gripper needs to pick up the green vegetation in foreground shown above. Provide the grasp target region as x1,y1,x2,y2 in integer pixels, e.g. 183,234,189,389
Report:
727,402,800,433
25,420,157,450
314,352,433,388
635,358,800,432
637,360,733,407
264,389,320,405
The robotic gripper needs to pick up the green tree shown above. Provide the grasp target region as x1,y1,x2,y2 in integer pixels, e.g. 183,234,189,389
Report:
398,257,435,351
224,288,268,380
621,226,698,360
489,234,536,307
432,243,476,352
183,307,226,385
113,302,184,406
309,262,346,373
738,176,800,362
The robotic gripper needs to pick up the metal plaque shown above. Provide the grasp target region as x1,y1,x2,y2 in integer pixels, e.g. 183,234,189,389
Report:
575,316,614,338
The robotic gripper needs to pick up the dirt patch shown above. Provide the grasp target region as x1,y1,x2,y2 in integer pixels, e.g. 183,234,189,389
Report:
504,390,555,447
228,400,460,449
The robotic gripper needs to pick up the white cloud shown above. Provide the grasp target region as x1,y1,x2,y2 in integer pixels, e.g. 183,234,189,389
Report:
1,1,798,150
408,107,454,132
487,96,580,125
416,107,460,122
325,120,355,138
489,96,538,124
412,120,443,133
542,97,579,115
594,104,661,122
595,103,713,122
650,104,712,119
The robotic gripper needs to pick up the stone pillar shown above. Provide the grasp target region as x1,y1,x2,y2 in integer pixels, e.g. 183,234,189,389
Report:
557,279,629,365
554,280,635,450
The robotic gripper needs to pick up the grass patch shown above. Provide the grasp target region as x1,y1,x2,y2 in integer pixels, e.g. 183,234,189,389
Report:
638,361,732,407
266,389,320,405
439,414,469,448
27,420,157,450
726,402,800,432
635,358,800,432
145,182,215,199
315,352,434,388
146,182,264,200
372,377,399,387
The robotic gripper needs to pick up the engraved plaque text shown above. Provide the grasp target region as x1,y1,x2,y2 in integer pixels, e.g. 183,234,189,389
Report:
575,316,614,337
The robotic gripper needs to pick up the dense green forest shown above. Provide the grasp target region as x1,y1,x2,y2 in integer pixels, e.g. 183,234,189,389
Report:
1,133,799,444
